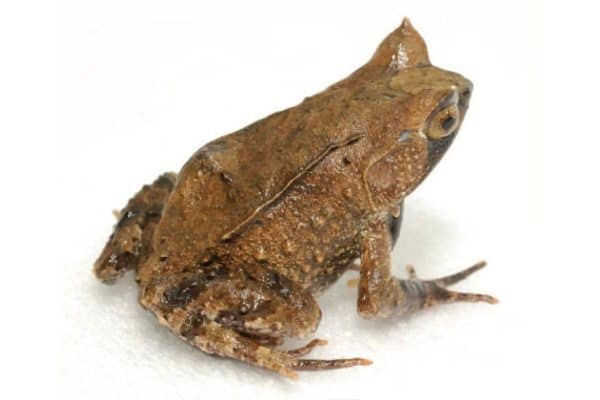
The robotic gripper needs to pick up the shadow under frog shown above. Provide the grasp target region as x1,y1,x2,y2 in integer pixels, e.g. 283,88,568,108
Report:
93,18,496,379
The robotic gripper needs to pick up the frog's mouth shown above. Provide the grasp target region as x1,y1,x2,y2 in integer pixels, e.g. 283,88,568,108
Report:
427,132,456,171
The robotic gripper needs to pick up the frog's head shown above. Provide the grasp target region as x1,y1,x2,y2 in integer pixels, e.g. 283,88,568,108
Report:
357,18,473,211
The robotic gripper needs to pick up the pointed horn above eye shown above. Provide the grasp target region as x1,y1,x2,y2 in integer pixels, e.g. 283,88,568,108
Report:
366,17,431,72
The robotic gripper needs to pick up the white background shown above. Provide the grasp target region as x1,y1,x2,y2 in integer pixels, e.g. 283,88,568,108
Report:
2,0,598,399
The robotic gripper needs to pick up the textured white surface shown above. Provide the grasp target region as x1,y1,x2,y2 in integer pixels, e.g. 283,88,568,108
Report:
14,0,591,398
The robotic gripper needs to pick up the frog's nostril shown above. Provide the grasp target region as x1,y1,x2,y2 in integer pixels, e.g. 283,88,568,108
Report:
461,80,473,98
459,88,472,109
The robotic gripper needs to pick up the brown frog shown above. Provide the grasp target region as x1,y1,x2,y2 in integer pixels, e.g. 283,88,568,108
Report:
94,18,497,379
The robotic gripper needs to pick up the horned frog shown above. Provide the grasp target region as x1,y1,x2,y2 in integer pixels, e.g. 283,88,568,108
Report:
94,18,496,378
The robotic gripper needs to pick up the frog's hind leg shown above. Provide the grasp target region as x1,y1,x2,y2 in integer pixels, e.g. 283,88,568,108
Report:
146,270,371,378
94,173,177,283
176,318,369,379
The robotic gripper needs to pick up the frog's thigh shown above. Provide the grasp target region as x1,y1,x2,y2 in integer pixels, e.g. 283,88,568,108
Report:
158,271,322,340
94,172,177,283
357,219,497,319
215,276,321,340
154,275,369,378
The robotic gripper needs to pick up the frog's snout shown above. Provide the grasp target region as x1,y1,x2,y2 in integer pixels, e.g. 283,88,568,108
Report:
458,79,473,116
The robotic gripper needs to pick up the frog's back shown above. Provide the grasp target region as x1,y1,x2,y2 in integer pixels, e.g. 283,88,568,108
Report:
152,88,370,273
147,20,432,276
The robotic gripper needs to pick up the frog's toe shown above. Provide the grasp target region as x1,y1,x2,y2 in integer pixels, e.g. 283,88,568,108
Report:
404,261,499,308
291,357,373,371
281,339,373,373
427,260,488,287
285,338,328,358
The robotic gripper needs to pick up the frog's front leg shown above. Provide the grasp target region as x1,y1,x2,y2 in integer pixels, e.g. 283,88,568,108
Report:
357,218,497,319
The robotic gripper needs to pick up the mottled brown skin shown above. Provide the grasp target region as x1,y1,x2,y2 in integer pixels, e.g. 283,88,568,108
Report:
94,18,497,379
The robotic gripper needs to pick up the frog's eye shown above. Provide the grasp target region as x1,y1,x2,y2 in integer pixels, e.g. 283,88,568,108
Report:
428,105,459,139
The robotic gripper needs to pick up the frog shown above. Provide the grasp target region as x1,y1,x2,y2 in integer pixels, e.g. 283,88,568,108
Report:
93,18,497,379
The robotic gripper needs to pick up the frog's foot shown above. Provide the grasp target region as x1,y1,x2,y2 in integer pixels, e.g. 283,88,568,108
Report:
284,340,373,371
94,173,176,283
347,262,496,302
400,261,499,310
259,338,372,378
179,320,371,379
